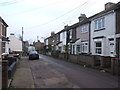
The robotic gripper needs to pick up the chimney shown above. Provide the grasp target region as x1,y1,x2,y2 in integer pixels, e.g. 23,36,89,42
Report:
78,14,87,22
64,25,69,29
105,2,116,10
51,32,55,36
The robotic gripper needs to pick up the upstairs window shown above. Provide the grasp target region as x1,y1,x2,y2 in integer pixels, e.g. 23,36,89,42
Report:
94,17,105,30
81,25,88,33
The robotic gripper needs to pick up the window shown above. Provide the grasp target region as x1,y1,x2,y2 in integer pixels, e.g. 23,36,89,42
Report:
81,42,88,53
69,30,72,39
46,39,48,45
95,42,102,54
72,45,75,54
76,45,80,54
2,42,5,53
94,17,105,30
81,25,88,33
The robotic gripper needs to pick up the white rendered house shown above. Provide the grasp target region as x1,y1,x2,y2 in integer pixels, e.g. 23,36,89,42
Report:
90,3,116,57
8,34,22,53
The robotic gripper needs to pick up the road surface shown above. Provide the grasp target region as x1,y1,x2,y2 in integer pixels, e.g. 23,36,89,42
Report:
29,54,119,89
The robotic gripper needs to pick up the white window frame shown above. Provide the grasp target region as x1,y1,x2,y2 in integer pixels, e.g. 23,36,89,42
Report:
69,30,72,39
81,41,88,53
95,41,102,55
46,39,48,45
76,45,80,54
94,17,105,30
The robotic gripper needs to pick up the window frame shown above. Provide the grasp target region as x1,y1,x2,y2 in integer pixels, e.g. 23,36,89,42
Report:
94,17,105,31
81,41,88,53
81,25,88,33
76,45,80,54
95,41,102,55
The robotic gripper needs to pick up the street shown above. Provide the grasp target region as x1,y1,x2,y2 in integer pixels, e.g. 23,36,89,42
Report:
28,54,119,88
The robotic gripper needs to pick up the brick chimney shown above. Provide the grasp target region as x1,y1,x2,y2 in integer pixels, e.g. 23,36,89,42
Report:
105,2,116,10
78,14,87,22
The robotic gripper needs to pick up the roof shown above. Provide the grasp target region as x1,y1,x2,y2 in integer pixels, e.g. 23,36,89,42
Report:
0,17,8,27
89,2,119,20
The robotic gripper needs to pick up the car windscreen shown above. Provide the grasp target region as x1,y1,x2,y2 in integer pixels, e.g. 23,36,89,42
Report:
29,51,38,54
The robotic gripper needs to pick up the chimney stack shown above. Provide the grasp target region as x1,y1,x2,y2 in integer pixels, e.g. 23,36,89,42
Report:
64,25,69,29
105,2,116,10
51,32,55,36
78,14,87,22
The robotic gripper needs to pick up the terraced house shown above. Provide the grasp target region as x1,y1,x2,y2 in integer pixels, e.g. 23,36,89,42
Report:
90,2,120,57
0,17,9,60
44,2,120,70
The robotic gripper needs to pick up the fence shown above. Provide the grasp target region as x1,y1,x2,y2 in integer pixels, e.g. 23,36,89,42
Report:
58,53,112,68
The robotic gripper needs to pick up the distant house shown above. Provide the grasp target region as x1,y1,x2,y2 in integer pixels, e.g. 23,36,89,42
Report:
90,2,118,57
0,17,9,59
58,25,70,53
33,40,44,53
54,32,60,51
8,33,22,53
23,41,29,54
68,23,78,55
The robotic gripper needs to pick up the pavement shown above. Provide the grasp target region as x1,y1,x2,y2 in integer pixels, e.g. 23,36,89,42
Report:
10,56,35,88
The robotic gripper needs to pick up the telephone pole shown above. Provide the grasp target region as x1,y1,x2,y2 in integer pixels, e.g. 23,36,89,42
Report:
22,27,24,55
22,27,24,41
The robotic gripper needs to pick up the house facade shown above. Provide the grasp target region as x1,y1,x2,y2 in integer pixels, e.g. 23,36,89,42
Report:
76,14,90,54
115,2,120,58
44,2,120,59
69,14,90,55
68,23,78,55
57,25,72,53
33,40,44,54
0,17,8,59
8,33,22,53
90,2,117,57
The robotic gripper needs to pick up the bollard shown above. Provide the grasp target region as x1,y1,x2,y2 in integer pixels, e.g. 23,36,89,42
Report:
2,60,8,89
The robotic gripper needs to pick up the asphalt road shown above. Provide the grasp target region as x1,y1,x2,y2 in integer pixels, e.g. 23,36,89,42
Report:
29,54,119,89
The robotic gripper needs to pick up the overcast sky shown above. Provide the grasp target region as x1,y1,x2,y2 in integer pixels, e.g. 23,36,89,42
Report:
0,0,119,43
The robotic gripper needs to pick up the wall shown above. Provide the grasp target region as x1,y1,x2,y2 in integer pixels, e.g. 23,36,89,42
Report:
60,31,67,53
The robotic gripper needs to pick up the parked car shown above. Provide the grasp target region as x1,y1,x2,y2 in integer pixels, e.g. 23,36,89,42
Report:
28,51,39,60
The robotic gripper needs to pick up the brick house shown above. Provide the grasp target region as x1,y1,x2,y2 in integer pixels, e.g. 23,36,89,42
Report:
68,14,90,55
33,40,44,54
0,17,9,60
